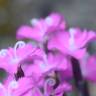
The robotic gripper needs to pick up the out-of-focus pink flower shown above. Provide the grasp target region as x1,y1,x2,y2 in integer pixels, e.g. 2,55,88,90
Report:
80,54,96,82
0,76,34,96
0,41,43,74
42,78,72,96
16,13,66,42
30,77,72,96
48,28,96,59
53,81,72,95
23,52,72,80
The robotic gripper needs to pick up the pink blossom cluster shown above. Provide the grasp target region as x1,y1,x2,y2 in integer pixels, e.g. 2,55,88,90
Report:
0,12,96,96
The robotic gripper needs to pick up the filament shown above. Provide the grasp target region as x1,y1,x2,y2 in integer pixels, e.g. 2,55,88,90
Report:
14,41,26,60
44,78,56,96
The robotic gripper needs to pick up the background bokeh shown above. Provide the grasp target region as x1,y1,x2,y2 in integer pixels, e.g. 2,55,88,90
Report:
0,0,96,48
0,0,96,95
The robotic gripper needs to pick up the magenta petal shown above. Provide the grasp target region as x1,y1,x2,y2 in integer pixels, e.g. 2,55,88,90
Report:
54,82,72,95
48,31,87,59
81,55,96,82
16,25,43,42
46,12,66,32
0,43,42,74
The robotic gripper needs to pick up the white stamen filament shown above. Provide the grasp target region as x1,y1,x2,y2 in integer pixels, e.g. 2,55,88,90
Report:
69,28,76,51
0,41,26,64
44,78,56,96
14,41,26,61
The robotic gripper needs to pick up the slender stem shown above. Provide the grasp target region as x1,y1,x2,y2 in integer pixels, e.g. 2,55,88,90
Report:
70,57,90,96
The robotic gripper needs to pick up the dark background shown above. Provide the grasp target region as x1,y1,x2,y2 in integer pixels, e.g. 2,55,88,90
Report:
0,0,96,48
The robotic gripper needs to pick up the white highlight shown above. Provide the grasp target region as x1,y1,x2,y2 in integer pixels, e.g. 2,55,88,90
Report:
9,80,18,89
0,81,18,96
7,80,19,96
0,49,8,57
45,16,53,26
10,41,25,64
44,78,56,96
30,18,38,26
14,41,25,59
69,28,76,51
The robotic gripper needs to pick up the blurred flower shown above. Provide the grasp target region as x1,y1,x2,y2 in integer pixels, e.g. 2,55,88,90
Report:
16,13,66,43
48,28,96,59
42,78,72,96
80,54,96,82
23,51,72,80
0,41,43,75
0,76,34,96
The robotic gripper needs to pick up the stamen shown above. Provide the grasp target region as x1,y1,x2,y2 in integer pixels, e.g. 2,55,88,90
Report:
46,78,56,86
13,41,26,62
44,78,56,96
0,41,26,64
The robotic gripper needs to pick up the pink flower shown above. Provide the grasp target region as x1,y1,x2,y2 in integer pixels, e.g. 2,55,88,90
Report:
0,76,34,96
80,54,96,82
29,77,72,96
48,28,96,59
16,13,66,42
53,81,72,95
39,78,72,96
23,52,72,80
0,41,43,75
